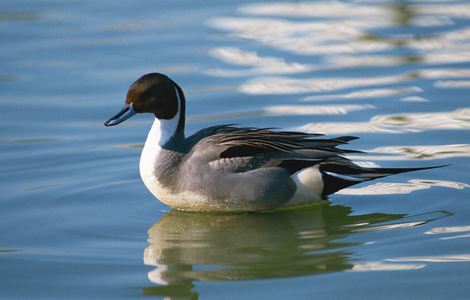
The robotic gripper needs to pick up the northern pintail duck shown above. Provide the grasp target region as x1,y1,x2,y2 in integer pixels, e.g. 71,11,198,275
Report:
105,73,437,212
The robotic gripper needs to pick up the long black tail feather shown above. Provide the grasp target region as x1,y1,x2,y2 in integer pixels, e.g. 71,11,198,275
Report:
321,164,448,197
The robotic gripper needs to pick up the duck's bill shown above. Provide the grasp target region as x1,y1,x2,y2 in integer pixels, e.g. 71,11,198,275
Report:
104,103,136,126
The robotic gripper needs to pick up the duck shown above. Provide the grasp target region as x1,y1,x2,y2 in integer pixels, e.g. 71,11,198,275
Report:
105,73,438,212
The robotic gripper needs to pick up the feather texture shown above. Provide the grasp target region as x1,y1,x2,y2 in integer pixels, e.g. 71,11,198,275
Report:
186,125,441,197
186,125,358,175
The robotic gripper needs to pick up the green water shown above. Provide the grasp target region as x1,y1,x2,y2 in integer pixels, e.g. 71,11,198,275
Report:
1,0,469,299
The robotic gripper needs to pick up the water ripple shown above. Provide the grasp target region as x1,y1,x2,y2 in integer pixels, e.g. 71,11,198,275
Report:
206,47,315,77
387,254,470,263
239,74,408,95
351,261,425,272
301,86,423,102
425,225,470,240
295,108,470,134
349,144,470,161
339,179,469,196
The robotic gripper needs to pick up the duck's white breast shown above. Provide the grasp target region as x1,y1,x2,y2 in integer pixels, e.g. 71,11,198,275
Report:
139,125,213,209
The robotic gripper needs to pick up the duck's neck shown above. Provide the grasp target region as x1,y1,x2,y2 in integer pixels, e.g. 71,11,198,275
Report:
172,84,186,143
151,85,186,148
140,87,186,183
142,86,185,166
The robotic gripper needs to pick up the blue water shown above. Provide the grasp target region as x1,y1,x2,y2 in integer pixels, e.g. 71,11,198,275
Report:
1,0,469,299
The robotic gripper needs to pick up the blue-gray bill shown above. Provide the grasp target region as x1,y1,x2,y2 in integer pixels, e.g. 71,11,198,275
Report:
104,103,136,126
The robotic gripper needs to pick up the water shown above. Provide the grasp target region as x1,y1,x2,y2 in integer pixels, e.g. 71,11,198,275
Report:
1,0,469,299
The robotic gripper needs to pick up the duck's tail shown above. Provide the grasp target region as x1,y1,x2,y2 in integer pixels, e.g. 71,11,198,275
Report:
320,164,447,197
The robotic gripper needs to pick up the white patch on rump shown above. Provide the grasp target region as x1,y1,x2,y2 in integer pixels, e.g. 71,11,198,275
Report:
286,165,324,206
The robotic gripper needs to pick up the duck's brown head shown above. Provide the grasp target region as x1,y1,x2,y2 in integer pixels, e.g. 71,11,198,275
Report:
105,73,183,126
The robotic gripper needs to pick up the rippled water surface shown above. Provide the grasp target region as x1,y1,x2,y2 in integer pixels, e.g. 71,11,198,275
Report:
1,0,470,299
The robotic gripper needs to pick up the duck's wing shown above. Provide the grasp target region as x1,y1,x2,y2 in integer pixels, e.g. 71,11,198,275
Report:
186,124,237,147
186,125,359,173
187,124,356,153
187,125,442,196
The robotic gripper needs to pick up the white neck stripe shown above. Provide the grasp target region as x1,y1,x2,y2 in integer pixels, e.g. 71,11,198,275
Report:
148,86,180,147
140,87,180,182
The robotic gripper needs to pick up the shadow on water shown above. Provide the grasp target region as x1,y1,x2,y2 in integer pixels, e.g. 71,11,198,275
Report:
142,203,450,298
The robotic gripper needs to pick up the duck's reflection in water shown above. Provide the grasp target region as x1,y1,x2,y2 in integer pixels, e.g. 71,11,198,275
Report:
143,204,446,298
